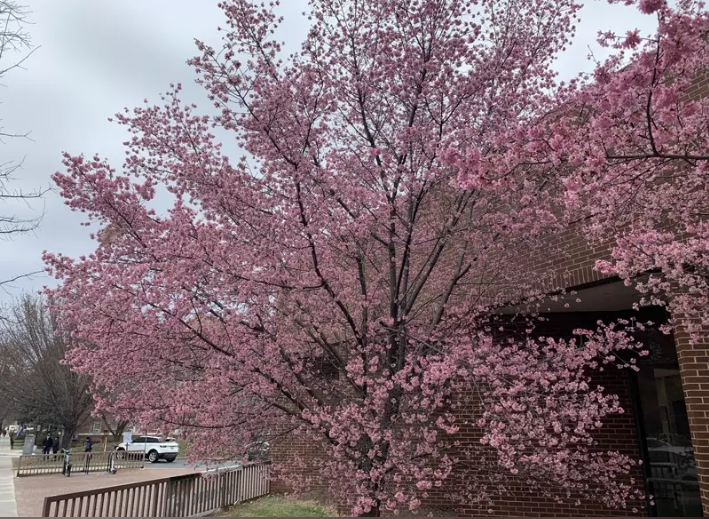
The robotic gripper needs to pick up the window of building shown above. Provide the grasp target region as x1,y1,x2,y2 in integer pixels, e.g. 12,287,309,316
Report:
90,421,102,434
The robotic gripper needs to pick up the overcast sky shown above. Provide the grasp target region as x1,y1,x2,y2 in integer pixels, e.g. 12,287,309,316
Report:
0,0,657,304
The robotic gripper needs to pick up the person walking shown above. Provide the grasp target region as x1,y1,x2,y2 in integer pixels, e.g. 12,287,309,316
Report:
83,437,93,474
42,434,52,456
52,436,60,461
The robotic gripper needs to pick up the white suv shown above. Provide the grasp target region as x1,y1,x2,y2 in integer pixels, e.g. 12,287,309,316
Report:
115,436,179,463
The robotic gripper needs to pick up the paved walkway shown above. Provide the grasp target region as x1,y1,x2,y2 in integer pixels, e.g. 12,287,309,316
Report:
14,465,194,517
0,437,19,517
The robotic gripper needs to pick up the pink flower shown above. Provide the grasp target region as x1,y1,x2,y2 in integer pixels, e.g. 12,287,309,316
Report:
638,0,663,13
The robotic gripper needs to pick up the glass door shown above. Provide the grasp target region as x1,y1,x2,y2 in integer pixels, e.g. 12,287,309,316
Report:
634,328,702,517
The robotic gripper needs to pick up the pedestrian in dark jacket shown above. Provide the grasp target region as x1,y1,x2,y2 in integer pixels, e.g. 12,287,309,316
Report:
52,436,60,460
84,437,93,473
42,435,52,456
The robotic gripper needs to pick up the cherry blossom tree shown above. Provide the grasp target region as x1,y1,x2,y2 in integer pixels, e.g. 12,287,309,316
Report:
40,0,706,515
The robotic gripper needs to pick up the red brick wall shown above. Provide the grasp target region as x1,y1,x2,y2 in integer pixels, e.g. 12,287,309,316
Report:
269,432,330,496
270,312,648,516
684,70,709,101
268,366,645,517
502,222,616,297
673,317,709,516
421,368,645,517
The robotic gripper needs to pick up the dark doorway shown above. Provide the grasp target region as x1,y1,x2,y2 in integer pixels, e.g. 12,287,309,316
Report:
508,279,703,516
633,327,702,517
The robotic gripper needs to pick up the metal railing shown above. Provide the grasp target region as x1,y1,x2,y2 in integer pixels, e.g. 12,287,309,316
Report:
17,451,145,477
41,462,270,517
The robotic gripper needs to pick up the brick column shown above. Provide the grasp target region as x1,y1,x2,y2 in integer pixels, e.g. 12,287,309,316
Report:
673,321,709,516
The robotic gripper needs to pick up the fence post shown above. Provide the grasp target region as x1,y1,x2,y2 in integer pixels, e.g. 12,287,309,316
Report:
266,463,270,494
236,469,242,503
220,470,228,509
41,497,51,517
165,479,175,517
150,481,160,517
16,456,21,478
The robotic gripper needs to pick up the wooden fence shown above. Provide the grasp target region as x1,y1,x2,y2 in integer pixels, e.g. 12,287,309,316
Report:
17,451,145,477
41,462,270,517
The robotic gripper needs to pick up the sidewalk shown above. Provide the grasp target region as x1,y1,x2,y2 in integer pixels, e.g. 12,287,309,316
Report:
0,437,18,517
14,466,193,517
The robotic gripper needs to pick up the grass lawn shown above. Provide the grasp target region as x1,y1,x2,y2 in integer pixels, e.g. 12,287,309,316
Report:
215,496,337,517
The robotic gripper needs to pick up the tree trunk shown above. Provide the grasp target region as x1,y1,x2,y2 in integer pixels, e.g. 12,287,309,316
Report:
61,423,78,449
113,420,129,440
101,416,129,442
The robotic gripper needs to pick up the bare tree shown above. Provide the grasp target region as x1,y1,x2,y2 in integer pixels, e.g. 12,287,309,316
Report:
0,1,45,289
0,295,93,447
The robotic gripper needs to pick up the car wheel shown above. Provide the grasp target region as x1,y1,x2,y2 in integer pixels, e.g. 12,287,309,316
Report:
148,450,159,463
165,457,176,463
115,448,125,460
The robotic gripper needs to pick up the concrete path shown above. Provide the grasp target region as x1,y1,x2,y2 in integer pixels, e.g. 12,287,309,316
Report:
0,437,19,517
